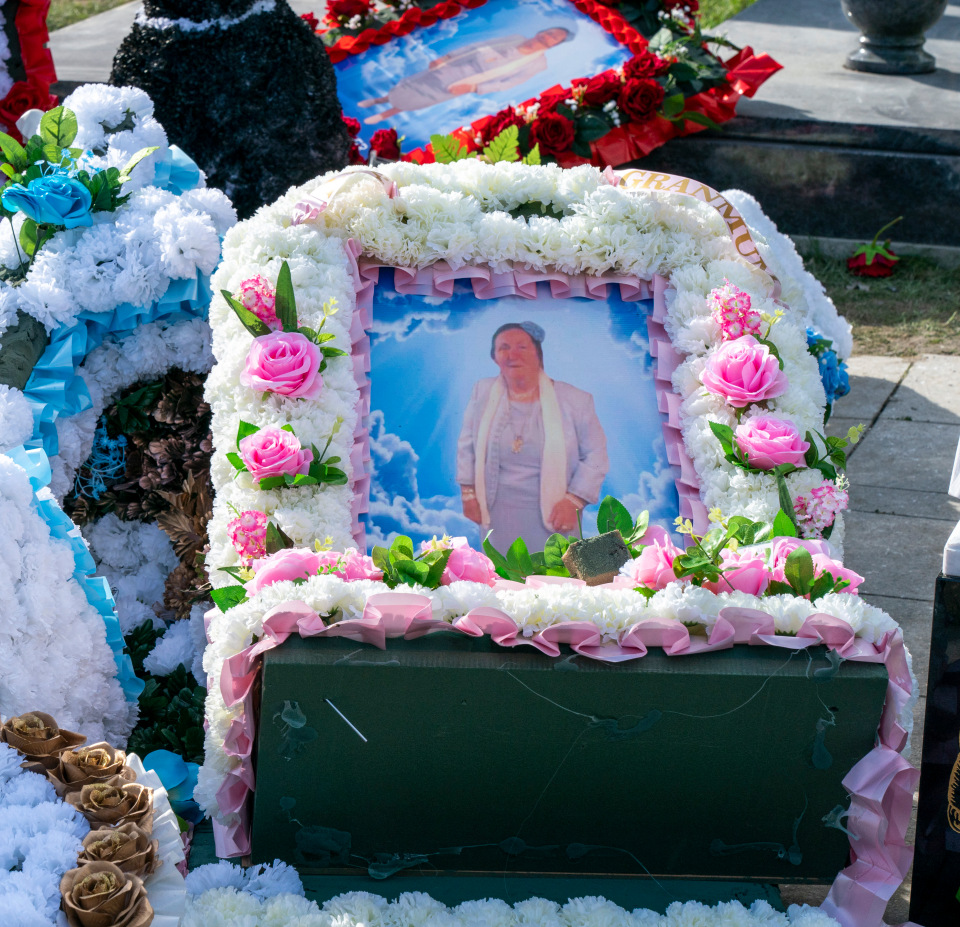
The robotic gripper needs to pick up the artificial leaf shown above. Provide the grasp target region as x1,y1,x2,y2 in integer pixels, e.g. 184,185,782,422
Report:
274,260,298,333
18,218,37,257
575,112,611,143
396,558,430,586
759,337,783,369
225,452,245,472
482,125,520,163
265,521,295,554
221,290,272,337
430,133,471,163
39,106,78,148
211,585,248,612
0,132,28,171
679,111,723,132
257,476,286,491
506,536,534,577
628,510,650,546
41,142,62,165
784,547,815,595
597,495,632,538
117,146,160,182
390,535,415,560
661,92,686,118
483,535,514,580
544,533,571,573
772,508,798,538
280,424,295,433
424,548,453,586
237,420,259,444
709,420,735,456
774,470,799,530
522,144,541,166
808,572,835,604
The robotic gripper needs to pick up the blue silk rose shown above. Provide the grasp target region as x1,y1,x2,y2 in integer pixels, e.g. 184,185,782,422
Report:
1,174,93,229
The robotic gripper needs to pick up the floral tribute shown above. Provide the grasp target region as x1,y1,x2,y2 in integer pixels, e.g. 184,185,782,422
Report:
198,161,915,915
313,0,779,167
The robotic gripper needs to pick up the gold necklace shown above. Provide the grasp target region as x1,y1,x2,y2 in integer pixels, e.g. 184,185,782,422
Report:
510,401,537,454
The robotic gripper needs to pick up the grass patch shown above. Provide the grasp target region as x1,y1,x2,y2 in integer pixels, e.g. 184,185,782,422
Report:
801,250,960,357
48,0,131,31
698,0,760,28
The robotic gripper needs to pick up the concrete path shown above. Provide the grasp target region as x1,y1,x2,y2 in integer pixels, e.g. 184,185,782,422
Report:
723,0,960,131
780,355,960,920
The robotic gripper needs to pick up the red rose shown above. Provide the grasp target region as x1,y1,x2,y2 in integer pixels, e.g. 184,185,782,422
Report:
623,52,670,80
481,107,525,144
617,77,665,124
369,128,400,161
326,0,370,23
342,114,361,138
348,142,365,165
847,252,897,277
574,71,623,108
528,112,575,157
0,81,57,140
300,11,319,30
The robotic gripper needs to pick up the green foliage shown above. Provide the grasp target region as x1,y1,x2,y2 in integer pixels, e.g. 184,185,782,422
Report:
39,107,78,148
371,535,452,589
124,620,206,764
111,382,164,433
430,134,471,163
211,585,248,612
482,125,520,163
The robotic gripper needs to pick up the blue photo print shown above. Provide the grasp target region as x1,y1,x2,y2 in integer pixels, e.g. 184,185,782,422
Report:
365,272,681,553
336,0,631,150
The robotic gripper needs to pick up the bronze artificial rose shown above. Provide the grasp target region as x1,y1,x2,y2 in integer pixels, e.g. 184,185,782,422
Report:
60,861,154,927
65,778,154,831
1,711,86,769
79,824,160,877
51,743,134,796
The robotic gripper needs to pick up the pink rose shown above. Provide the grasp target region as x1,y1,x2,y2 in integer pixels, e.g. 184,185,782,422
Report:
703,551,770,596
734,416,810,470
247,548,323,595
769,539,862,595
239,427,313,482
701,336,789,408
240,332,323,400
315,548,383,582
811,554,863,594
619,536,684,590
770,537,833,570
440,538,498,586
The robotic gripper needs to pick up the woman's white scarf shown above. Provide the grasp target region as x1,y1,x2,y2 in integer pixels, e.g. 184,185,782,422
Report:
474,371,566,532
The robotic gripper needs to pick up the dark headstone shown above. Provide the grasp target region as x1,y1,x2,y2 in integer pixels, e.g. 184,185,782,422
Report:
110,0,350,218
911,573,960,926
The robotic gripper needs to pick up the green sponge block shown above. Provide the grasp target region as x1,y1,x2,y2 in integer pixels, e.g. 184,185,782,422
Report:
561,530,631,586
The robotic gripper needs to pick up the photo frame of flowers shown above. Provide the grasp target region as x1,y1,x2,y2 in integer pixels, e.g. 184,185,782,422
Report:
198,163,916,925
317,0,780,167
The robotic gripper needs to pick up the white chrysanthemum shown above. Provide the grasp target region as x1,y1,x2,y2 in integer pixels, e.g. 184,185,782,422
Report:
143,618,199,676
156,205,221,278
0,743,24,783
0,386,34,452
243,858,305,899
185,860,249,896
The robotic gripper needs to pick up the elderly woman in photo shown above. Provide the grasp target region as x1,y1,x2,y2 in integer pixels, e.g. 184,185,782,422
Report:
457,321,609,551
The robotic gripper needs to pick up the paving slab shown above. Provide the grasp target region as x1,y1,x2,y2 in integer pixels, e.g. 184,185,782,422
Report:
841,510,951,601
721,0,960,132
881,355,960,425
848,485,960,523
839,357,912,422
844,418,960,493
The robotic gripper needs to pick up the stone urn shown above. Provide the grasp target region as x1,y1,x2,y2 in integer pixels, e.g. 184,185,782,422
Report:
840,0,948,73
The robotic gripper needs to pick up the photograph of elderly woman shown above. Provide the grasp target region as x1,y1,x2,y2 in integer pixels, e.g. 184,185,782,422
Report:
366,275,680,551
335,0,630,148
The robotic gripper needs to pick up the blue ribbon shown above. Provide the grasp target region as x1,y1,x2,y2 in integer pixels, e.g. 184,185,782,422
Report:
9,151,214,704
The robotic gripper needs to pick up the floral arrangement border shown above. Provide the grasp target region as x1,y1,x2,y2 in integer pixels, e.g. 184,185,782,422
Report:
207,162,838,577
203,588,917,927
6,148,214,704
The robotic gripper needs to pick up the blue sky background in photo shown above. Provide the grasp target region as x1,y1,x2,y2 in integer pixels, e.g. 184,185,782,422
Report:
365,274,680,550
335,0,631,150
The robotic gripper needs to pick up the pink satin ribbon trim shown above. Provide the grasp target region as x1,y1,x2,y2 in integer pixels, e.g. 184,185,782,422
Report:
212,588,918,927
